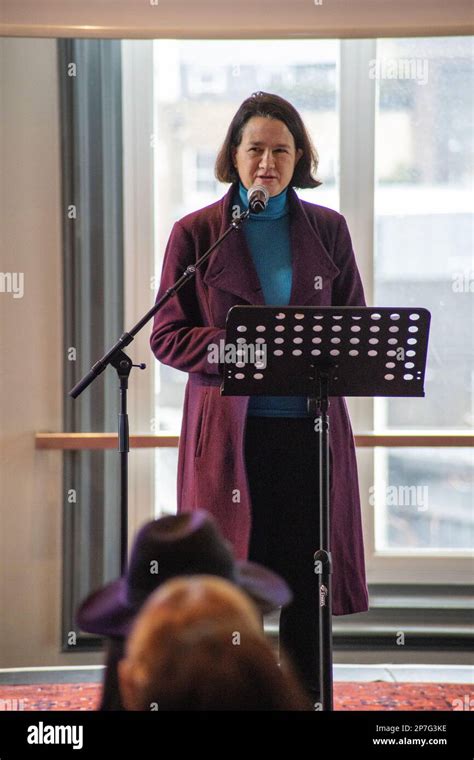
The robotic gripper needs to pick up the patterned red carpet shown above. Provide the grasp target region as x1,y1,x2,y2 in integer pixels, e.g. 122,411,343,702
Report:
0,682,471,711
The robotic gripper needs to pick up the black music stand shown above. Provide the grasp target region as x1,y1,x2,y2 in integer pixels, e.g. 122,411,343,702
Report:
221,305,431,711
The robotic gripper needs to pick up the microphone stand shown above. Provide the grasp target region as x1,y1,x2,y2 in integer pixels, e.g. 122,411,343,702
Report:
69,207,251,570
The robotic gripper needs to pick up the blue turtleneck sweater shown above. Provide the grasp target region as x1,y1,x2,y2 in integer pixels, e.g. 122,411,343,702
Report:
235,181,309,418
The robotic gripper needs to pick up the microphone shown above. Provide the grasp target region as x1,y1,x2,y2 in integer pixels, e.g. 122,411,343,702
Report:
247,184,269,214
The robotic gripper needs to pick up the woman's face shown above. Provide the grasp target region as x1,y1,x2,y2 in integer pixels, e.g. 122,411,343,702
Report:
232,116,303,197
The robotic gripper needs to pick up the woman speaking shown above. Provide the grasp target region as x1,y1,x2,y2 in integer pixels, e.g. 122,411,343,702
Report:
150,92,369,701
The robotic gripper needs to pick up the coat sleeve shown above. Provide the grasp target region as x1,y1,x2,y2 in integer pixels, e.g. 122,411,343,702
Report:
331,215,366,307
150,220,226,376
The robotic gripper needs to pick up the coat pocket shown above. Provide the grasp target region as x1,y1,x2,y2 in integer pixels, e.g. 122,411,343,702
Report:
194,390,210,459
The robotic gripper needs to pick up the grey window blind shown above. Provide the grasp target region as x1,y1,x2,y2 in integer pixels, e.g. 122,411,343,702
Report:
58,39,124,650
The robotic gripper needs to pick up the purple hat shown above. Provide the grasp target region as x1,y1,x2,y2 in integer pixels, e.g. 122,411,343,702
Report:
76,510,292,638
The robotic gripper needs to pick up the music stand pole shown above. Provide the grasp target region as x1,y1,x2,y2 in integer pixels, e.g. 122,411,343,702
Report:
308,370,333,710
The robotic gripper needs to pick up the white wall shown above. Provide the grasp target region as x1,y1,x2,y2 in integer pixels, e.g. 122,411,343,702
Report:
1,0,473,39
0,37,102,667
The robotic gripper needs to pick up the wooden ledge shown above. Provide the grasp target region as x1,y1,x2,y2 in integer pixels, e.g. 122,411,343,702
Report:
35,432,473,450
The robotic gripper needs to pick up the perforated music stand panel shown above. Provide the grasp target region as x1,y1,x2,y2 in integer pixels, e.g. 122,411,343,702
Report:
221,306,430,398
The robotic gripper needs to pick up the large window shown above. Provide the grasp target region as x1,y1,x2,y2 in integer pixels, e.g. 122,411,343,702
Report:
144,37,473,578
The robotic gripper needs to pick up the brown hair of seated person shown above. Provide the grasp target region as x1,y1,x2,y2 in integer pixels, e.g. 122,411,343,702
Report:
118,576,311,711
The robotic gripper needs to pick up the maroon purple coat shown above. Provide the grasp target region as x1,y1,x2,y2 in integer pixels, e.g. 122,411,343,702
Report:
150,183,369,616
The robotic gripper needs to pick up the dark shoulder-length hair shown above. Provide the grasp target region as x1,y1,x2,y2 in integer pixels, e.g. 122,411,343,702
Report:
215,91,321,189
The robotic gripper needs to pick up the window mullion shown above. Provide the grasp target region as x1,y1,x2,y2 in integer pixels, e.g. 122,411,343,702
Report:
339,39,377,581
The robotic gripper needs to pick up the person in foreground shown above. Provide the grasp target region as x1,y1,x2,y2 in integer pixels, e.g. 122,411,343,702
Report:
75,510,293,710
118,576,312,711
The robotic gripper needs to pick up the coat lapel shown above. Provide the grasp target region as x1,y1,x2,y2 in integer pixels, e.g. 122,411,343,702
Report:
287,187,340,305
203,185,265,305
203,183,340,306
